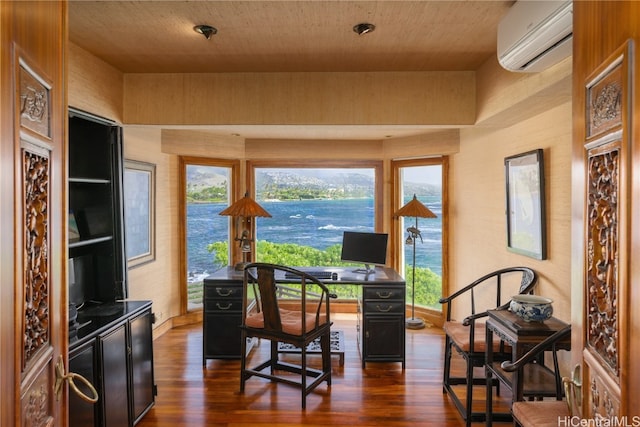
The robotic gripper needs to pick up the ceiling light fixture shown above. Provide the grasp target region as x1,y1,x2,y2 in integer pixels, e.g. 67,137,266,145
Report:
193,24,217,40
353,22,375,36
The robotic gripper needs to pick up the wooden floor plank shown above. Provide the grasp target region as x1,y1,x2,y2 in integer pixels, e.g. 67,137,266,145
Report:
136,314,513,426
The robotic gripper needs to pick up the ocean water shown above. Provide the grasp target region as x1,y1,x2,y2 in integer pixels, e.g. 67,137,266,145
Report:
186,197,442,277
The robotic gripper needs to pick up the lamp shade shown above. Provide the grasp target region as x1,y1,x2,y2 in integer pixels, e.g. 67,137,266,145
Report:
219,192,272,218
394,194,437,218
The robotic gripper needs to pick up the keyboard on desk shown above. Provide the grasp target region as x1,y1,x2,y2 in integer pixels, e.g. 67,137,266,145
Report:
284,270,334,280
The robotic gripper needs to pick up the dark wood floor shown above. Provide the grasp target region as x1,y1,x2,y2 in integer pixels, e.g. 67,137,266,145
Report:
136,314,513,426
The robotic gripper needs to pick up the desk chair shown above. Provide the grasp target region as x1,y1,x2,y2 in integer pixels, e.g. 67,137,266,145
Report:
239,263,337,409
439,267,538,426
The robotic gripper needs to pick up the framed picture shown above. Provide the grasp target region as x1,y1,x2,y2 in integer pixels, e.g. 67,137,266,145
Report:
505,149,546,260
124,160,156,268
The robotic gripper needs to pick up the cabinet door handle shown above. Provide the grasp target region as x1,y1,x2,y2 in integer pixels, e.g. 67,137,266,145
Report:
54,355,99,403
376,291,393,299
216,302,233,310
216,288,233,297
375,304,392,312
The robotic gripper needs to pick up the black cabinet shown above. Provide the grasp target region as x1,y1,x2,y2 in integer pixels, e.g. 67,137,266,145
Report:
203,269,246,362
67,109,155,426
70,302,156,427
130,309,155,424
68,109,126,307
358,285,406,368
100,323,130,427
69,341,98,427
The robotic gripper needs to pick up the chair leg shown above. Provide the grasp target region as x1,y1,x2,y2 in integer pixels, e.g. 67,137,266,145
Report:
270,341,278,375
442,336,452,393
240,330,248,392
301,344,307,409
464,356,474,427
321,332,331,386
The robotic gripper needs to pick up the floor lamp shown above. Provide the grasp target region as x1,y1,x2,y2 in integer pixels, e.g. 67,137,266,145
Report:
219,192,272,270
394,194,437,329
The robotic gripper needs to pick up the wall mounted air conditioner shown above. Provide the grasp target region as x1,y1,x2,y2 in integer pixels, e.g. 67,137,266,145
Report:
497,0,573,72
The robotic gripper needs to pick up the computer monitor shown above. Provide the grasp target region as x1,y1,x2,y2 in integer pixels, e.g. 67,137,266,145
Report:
340,231,388,274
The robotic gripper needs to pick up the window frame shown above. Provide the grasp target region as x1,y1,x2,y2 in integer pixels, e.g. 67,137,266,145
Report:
391,157,448,322
179,156,240,314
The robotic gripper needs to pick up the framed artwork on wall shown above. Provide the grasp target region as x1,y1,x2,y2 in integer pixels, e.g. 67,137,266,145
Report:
505,149,546,260
124,159,156,268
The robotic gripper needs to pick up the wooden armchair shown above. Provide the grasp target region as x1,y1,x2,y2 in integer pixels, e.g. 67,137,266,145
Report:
505,326,578,427
438,267,538,426
239,263,337,409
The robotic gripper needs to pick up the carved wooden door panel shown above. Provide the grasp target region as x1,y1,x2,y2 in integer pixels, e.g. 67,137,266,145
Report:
1,2,68,425
17,61,66,427
582,41,633,420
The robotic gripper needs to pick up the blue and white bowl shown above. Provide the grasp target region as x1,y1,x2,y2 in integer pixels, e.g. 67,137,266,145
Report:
509,295,553,322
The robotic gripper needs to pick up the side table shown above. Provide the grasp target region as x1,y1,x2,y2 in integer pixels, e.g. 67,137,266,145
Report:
485,309,570,426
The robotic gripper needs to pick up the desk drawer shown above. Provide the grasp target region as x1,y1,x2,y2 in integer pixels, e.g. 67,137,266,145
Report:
204,284,242,299
206,300,243,312
364,300,404,314
363,287,403,301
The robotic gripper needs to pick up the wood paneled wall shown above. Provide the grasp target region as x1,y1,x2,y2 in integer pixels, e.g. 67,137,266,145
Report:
1,1,67,424
572,0,640,418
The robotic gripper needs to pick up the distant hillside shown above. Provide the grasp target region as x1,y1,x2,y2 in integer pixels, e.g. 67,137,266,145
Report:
256,170,374,199
186,166,441,202
186,166,228,190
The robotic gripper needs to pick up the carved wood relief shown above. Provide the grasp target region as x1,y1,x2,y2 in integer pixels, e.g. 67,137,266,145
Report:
19,62,51,139
587,61,622,138
584,350,622,420
20,363,54,427
22,149,50,367
586,145,620,376
581,41,633,420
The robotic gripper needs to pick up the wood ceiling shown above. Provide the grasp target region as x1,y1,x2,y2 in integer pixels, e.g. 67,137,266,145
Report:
68,1,515,139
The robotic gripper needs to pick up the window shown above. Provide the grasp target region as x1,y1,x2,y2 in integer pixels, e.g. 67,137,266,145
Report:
249,161,383,299
394,159,445,311
182,158,237,310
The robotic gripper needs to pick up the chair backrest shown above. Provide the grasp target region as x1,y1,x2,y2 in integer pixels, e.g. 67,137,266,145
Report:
253,264,283,331
243,263,335,337
440,266,538,321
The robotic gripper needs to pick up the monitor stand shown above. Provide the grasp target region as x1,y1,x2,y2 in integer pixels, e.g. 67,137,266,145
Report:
352,264,376,275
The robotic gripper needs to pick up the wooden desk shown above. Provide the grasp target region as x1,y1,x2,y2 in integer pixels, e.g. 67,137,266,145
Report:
485,309,570,426
202,266,406,368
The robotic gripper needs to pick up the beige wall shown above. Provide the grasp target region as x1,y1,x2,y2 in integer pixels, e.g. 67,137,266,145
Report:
69,40,574,339
449,101,572,324
123,127,182,326
68,43,124,121
123,72,476,126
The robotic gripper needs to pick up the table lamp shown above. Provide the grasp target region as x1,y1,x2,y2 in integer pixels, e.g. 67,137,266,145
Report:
219,191,272,270
394,194,437,329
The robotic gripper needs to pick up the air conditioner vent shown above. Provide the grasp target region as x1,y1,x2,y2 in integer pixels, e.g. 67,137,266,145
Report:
498,0,573,73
